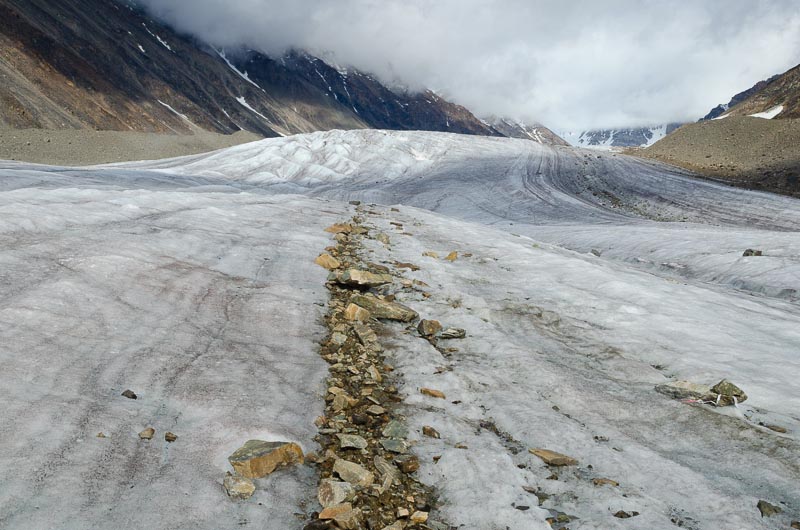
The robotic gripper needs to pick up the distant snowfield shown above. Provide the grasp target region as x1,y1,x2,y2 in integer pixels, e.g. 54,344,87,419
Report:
1,130,798,529
749,104,784,119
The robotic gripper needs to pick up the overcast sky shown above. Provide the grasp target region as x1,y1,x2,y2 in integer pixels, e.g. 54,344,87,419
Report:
139,0,800,130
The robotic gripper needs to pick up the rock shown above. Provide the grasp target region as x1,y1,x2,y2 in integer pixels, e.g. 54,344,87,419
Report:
121,389,137,399
228,440,304,479
319,503,362,529
757,500,782,517
410,511,429,524
366,405,386,415
742,249,763,257
444,251,458,262
590,249,602,257
315,253,341,270
96,432,107,438
349,200,361,206
764,423,787,433
382,420,409,438
303,521,333,530
790,521,800,529
223,472,255,500
318,479,355,508
422,426,440,439
344,303,371,322
655,380,711,400
333,393,356,412
422,251,439,259
703,379,747,406
367,365,383,382
380,438,408,453
613,511,639,519
376,233,391,245
374,456,400,486
439,328,466,339
394,261,419,271
417,319,442,337
165,432,177,442
382,522,404,530
325,223,355,234
420,387,446,399
333,458,374,487
350,294,418,322
336,269,394,288
352,323,378,345
337,434,368,450
529,448,578,466
592,478,619,487
395,454,420,473
138,427,155,440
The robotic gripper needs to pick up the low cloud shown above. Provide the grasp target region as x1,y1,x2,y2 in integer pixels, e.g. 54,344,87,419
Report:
138,0,800,130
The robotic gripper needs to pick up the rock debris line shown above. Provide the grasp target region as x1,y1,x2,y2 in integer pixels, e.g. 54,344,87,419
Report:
303,212,451,530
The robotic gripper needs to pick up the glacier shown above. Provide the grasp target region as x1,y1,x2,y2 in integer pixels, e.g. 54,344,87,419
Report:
0,129,798,529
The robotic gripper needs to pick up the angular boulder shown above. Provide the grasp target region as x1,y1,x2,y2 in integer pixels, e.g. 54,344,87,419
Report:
333,458,374,487
223,472,256,500
344,303,371,322
655,380,711,400
228,440,304,479
315,253,341,270
418,319,442,337
703,379,747,406
440,328,466,339
336,269,393,288
318,479,355,508
350,295,418,322
529,448,578,466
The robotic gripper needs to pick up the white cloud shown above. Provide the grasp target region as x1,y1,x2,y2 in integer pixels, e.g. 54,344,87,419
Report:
138,0,800,130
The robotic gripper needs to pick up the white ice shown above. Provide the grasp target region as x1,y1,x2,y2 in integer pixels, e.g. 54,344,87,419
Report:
1,129,798,529
749,105,784,119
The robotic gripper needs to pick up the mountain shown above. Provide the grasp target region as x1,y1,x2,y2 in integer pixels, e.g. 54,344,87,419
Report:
703,64,800,121
558,123,684,149
701,75,781,120
483,116,569,146
639,62,800,197
0,0,498,139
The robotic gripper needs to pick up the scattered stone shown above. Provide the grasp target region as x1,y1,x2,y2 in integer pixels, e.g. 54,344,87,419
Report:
444,251,458,262
590,249,602,257
410,511,429,524
325,223,355,234
757,500,782,517
165,432,177,442
350,294,418,321
303,520,333,530
348,200,361,206
394,261,419,271
337,434,368,450
655,380,711,400
382,420,409,438
422,426,441,439
592,478,619,487
315,253,342,270
121,389,137,400
96,432,106,438
742,249,763,257
228,440,304,479
439,328,466,339
395,454,420,474
380,438,409,453
418,319,442,337
366,405,386,415
138,427,155,440
454,443,468,450
515,505,530,511
223,472,255,500
614,511,640,519
422,251,439,259
376,233,391,245
703,379,748,406
336,269,394,288
318,479,355,508
529,448,578,466
344,303,371,322
420,387,446,399
791,521,800,529
763,423,788,433
333,458,375,487
319,503,362,529
397,507,410,518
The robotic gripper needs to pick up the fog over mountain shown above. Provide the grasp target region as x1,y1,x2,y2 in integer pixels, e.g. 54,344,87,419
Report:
136,0,800,130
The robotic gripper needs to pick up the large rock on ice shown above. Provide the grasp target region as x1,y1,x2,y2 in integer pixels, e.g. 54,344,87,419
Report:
350,295,418,322
703,379,748,406
228,440,304,478
655,380,711,399
335,269,393,288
